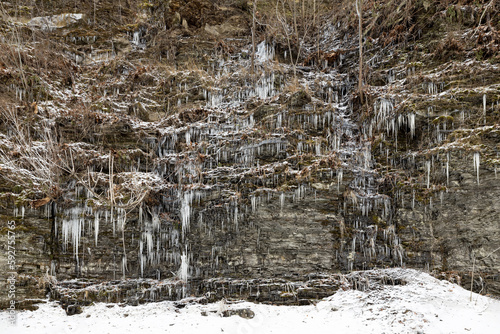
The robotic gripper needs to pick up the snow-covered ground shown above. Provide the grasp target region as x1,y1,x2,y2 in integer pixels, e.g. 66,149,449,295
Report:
2,269,500,334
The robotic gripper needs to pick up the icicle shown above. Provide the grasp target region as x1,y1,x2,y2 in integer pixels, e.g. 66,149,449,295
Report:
337,169,343,192
50,261,56,276
255,41,275,62
145,228,153,261
61,207,83,263
122,255,127,278
178,248,189,283
234,205,238,231
483,94,487,123
446,153,450,185
180,191,194,239
426,161,431,188
152,211,160,232
132,31,140,46
280,192,285,212
94,211,99,246
473,152,480,185
139,240,144,277
408,113,415,137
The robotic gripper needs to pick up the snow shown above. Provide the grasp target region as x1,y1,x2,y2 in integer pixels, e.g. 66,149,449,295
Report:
2,269,500,334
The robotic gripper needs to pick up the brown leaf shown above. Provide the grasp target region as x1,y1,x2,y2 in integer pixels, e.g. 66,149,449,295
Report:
31,102,38,114
31,197,51,209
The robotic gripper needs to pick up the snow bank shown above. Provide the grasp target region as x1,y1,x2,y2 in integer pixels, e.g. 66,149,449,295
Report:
1,269,499,334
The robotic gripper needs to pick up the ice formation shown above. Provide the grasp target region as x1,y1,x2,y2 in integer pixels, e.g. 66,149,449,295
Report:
473,152,480,185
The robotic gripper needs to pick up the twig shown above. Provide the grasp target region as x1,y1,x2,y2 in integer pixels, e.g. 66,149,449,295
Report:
477,0,494,29
470,245,500,301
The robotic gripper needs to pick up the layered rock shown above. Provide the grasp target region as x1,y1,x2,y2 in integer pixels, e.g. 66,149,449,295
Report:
0,0,499,310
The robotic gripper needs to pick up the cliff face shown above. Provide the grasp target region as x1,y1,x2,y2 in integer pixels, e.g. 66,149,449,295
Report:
0,0,499,309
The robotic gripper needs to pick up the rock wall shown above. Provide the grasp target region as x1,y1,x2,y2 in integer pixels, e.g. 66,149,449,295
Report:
1,0,499,309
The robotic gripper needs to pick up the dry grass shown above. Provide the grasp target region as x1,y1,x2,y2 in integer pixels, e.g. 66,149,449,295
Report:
0,106,64,199
433,33,465,60
331,0,499,47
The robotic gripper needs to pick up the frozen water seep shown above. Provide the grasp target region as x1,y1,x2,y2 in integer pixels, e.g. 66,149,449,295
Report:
61,206,86,263
14,206,26,219
178,249,189,287
116,208,127,232
255,41,275,63
132,31,140,45
158,133,178,158
255,72,276,99
372,98,416,139
373,98,394,136
131,29,146,49
408,113,416,137
180,191,194,240
144,226,154,264
206,90,224,107
315,139,322,155
251,195,257,213
16,25,420,285
423,81,443,95
233,205,239,231
377,98,393,119
294,184,307,202
393,238,404,267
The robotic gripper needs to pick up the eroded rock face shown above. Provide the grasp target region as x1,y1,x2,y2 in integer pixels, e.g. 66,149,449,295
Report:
0,0,499,309
397,167,500,295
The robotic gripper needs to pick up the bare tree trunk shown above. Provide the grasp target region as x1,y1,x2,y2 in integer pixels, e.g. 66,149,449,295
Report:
122,211,127,279
356,0,363,103
119,0,122,24
276,0,314,79
314,0,320,66
251,0,257,77
293,0,298,42
478,0,494,28
109,152,115,235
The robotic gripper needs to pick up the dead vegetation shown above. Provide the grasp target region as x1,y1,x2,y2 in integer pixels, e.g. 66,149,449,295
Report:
331,0,499,48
